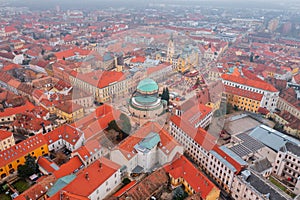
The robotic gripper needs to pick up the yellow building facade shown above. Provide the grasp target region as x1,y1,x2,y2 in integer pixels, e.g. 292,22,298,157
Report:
224,85,263,113
0,134,49,179
54,103,84,123
169,176,220,200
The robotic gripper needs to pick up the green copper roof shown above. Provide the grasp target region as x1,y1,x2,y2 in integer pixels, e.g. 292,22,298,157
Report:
135,132,161,151
134,96,158,104
137,78,158,92
47,174,76,197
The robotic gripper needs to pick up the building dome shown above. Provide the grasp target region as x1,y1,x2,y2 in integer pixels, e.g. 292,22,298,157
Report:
137,78,158,94
129,78,164,119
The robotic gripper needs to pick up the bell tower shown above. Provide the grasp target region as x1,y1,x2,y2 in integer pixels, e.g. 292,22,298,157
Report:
167,34,174,61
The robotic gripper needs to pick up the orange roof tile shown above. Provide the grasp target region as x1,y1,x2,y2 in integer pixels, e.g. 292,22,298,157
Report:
113,181,137,197
118,168,168,200
146,63,171,75
164,155,219,199
45,124,83,146
170,115,216,151
0,134,47,167
117,122,180,160
50,157,120,198
71,70,125,89
222,74,278,92
38,157,59,174
180,102,212,126
55,48,90,60
54,101,83,114
224,85,263,101
0,130,13,140
7,79,21,88
72,139,101,161
53,156,83,178
15,175,57,200
130,56,146,63
0,101,35,117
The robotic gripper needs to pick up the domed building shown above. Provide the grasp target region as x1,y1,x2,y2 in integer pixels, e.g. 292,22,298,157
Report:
129,78,165,119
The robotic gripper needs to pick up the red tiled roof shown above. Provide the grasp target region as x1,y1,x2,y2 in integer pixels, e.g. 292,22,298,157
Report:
12,113,51,132
72,139,101,161
118,168,168,200
170,115,216,151
221,74,278,92
4,26,17,33
0,130,13,140
113,181,137,197
54,101,83,114
2,63,22,71
44,124,83,146
50,157,120,198
258,107,270,115
0,101,35,117
49,191,89,200
15,175,57,200
117,122,180,160
130,56,146,63
53,156,83,178
242,68,264,82
146,63,171,75
224,85,263,101
71,70,125,89
0,134,47,167
212,145,244,174
164,155,218,199
7,79,21,88
180,102,212,126
37,157,58,174
55,48,90,60
70,104,118,140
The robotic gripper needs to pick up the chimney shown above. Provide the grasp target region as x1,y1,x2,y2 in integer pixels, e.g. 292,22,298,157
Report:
85,172,89,180
99,162,102,168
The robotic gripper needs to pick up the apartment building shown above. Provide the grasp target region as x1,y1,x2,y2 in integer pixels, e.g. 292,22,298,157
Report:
222,74,279,111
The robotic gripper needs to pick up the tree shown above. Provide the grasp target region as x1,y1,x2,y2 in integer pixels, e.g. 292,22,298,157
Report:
165,87,170,105
62,56,65,60
173,186,188,200
55,152,67,166
250,52,254,62
17,154,38,178
41,49,45,55
161,87,170,105
108,120,120,132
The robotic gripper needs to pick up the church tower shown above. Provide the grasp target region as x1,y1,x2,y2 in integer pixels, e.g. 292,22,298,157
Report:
167,34,174,61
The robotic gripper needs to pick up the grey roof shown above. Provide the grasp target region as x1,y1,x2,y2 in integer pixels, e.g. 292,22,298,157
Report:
132,165,144,174
230,133,265,157
219,146,247,166
249,125,300,152
210,150,237,173
250,158,272,173
245,172,289,200
280,142,300,157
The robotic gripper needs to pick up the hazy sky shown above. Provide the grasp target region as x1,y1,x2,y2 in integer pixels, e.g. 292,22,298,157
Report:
6,0,300,10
